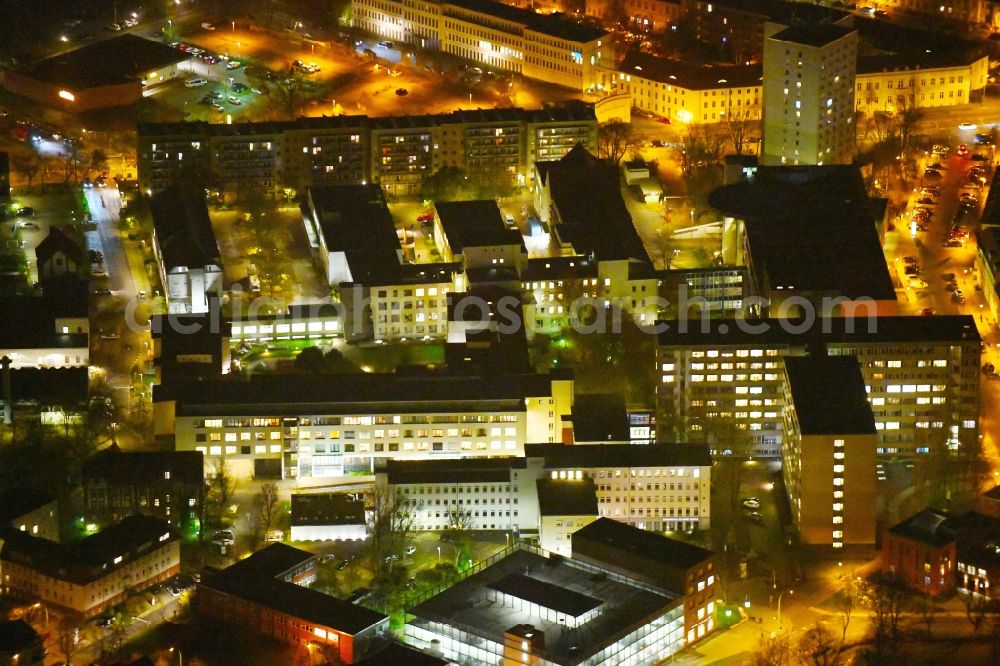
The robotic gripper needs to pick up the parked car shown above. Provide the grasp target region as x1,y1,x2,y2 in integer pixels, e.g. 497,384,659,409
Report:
212,529,234,546
265,530,284,542
185,77,208,88
226,60,242,70
15,207,34,217
405,545,417,555
741,497,761,510
227,96,242,105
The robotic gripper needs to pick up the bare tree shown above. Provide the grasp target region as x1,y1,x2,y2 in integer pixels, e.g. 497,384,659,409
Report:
367,487,415,579
597,120,642,166
865,574,910,661
833,584,856,644
57,617,82,666
267,65,310,120
11,153,42,190
723,101,760,156
913,592,937,638
751,632,791,666
251,481,281,548
895,95,923,152
964,590,991,633
796,623,839,666
205,458,237,530
650,226,674,270
440,505,476,567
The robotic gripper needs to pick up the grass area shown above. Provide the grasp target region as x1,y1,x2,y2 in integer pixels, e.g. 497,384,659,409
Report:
345,343,446,372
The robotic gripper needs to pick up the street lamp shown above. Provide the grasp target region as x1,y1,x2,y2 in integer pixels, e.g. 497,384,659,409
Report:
169,646,183,666
32,602,48,625
436,546,441,563
776,589,793,631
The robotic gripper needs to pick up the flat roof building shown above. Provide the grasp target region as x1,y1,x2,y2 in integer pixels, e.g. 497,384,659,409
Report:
0,487,58,543
0,515,179,618
196,543,388,663
3,35,190,110
783,356,878,550
404,546,688,664
150,186,222,315
571,518,716,642
290,493,367,541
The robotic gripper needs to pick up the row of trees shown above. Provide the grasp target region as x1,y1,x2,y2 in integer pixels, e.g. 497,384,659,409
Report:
12,147,110,191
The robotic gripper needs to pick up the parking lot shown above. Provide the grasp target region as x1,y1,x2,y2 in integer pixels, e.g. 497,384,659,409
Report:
146,27,585,122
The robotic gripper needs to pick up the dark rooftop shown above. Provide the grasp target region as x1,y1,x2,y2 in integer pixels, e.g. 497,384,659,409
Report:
16,35,188,89
784,356,876,436
888,508,959,547
205,575,386,635
709,166,894,301
354,642,449,666
523,255,598,281
571,393,629,443
0,619,40,654
0,297,88,349
150,186,221,271
82,446,204,486
137,104,596,139
307,185,400,257
291,493,365,527
203,543,386,635
0,515,176,584
539,145,651,264
383,457,524,485
620,52,762,90
445,0,607,42
0,487,54,525
657,315,981,348
770,24,855,48
7,367,88,404
489,573,602,617
435,200,525,252
156,371,565,417
536,478,598,516
35,227,83,267
408,548,672,666
211,542,316,582
572,518,713,570
525,443,713,468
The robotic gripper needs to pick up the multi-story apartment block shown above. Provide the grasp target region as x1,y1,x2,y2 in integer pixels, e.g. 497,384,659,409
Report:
572,518,717,645
854,53,988,116
0,488,59,543
154,370,574,480
377,458,538,533
352,0,611,91
762,23,858,166
782,356,878,551
138,106,596,197
530,145,660,328
602,53,762,123
0,516,179,619
301,184,460,342
682,0,851,64
195,543,388,663
525,443,713,531
657,316,981,458
603,50,987,124
81,446,204,531
585,0,684,31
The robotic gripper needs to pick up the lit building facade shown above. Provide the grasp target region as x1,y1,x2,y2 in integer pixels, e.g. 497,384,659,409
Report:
657,316,981,458
0,516,179,619
352,0,611,91
138,107,596,197
525,443,713,532
585,0,684,31
762,24,858,166
155,371,574,480
854,53,988,116
782,356,878,550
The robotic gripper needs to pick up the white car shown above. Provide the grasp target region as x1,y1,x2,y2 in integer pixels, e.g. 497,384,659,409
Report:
228,96,242,105
226,60,242,70
185,77,208,88
405,545,417,555
959,122,978,131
